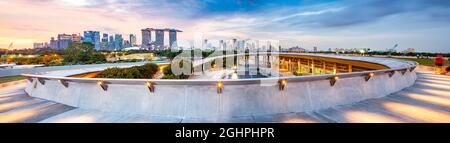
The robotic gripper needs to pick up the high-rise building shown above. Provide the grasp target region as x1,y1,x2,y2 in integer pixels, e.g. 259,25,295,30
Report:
155,29,164,49
124,40,131,48
168,29,182,49
141,28,152,49
57,34,73,49
101,33,109,51
129,34,137,47
109,35,114,51
50,37,57,49
83,31,101,50
114,34,123,51
71,34,82,43
33,42,49,49
141,28,182,50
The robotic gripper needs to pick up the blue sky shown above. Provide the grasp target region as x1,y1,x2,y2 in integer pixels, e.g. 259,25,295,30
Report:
1,0,450,52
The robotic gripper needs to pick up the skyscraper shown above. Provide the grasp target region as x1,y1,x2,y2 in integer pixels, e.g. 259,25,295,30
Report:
57,34,72,49
168,29,182,49
141,28,182,50
155,29,164,49
71,34,82,43
101,33,109,51
109,35,114,51
130,34,137,47
124,40,131,48
141,28,152,49
50,37,57,49
114,34,123,51
83,31,101,50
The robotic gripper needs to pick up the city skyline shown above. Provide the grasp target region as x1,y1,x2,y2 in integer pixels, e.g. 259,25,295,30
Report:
1,0,450,52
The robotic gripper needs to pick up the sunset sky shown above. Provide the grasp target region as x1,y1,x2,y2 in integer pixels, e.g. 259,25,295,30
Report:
0,0,449,52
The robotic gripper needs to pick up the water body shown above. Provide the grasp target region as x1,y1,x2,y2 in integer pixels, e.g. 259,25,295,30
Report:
223,72,269,79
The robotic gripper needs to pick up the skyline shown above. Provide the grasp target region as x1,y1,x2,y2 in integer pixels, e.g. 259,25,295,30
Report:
0,0,450,52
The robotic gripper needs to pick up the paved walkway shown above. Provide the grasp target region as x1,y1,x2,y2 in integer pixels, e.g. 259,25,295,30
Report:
0,71,449,123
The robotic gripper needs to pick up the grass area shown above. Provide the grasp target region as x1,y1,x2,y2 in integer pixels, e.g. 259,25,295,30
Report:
0,75,26,84
395,58,450,66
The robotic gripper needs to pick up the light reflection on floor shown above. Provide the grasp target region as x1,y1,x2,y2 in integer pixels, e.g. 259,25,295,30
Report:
0,100,28,111
417,82,450,90
382,101,450,123
403,93,450,107
344,111,404,123
420,89,450,98
0,108,38,123
280,118,318,123
47,115,97,123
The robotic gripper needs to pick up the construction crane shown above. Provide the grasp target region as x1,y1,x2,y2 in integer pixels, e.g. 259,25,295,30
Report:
5,42,13,55
387,44,398,57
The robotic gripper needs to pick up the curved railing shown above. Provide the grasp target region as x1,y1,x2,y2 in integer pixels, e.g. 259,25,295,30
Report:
21,53,418,119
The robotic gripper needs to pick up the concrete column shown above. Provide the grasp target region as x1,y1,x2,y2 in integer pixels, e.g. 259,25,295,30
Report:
348,65,352,72
311,59,315,75
323,61,326,74
333,63,337,74
256,55,260,73
288,59,291,72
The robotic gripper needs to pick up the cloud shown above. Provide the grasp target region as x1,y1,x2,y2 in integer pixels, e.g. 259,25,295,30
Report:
1,0,450,52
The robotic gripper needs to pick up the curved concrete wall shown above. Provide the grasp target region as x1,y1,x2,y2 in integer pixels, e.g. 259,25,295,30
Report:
22,54,418,119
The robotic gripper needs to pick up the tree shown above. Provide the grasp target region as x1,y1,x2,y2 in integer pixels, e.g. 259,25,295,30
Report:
95,63,159,79
63,42,105,64
136,63,159,78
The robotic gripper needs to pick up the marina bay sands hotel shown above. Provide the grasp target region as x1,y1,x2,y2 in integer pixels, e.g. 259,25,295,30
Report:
141,28,182,50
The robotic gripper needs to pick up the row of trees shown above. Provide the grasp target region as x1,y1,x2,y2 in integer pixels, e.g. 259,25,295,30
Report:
62,43,106,64
0,42,107,65
161,65,190,79
0,55,62,66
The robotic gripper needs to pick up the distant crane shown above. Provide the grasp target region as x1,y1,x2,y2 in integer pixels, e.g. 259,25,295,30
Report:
387,44,398,57
5,42,13,55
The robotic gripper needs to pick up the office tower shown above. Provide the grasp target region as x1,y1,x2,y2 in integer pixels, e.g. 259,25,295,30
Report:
114,34,123,51
168,29,182,49
109,35,114,51
101,33,109,51
50,37,57,49
83,31,101,50
141,28,152,49
71,34,82,43
155,29,164,49
129,34,137,47
57,34,73,49
33,43,45,49
313,47,317,52
124,40,130,48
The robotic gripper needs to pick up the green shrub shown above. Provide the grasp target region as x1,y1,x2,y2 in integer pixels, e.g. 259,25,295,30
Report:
163,65,173,75
161,64,189,79
136,63,159,78
95,63,158,79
